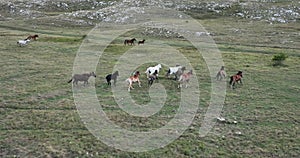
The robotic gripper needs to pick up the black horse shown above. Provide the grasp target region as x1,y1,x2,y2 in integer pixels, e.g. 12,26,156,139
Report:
138,39,145,45
124,38,136,45
106,71,119,86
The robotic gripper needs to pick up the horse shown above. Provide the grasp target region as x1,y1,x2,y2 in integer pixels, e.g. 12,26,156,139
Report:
166,65,186,80
178,70,193,88
229,71,243,89
148,70,158,86
25,34,39,41
138,39,145,45
216,66,226,81
105,71,119,86
124,38,136,45
175,66,186,80
145,64,162,78
126,71,141,92
68,72,96,85
17,39,30,47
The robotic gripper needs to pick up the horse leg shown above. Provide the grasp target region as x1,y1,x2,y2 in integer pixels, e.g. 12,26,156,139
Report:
128,84,131,92
128,82,133,91
178,82,182,88
148,79,152,87
216,72,220,80
231,81,236,89
113,79,117,86
84,80,89,86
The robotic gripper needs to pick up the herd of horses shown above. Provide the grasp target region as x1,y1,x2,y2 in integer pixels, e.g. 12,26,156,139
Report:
68,63,243,91
17,35,242,90
68,37,243,90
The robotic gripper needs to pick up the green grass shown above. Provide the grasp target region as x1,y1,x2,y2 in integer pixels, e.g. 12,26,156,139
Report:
0,14,299,157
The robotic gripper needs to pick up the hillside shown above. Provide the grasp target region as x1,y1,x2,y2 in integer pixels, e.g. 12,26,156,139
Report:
0,0,299,157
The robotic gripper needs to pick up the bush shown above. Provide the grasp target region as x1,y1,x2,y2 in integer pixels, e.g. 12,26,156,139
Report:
272,53,288,66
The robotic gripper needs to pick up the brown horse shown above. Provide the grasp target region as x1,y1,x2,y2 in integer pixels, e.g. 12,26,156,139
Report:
124,38,136,45
229,71,243,89
178,70,193,88
25,34,39,40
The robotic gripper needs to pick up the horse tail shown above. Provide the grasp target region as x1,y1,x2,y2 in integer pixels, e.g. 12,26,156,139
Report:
68,78,73,83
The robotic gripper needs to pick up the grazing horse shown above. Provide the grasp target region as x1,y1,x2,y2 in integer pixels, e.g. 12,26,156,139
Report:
229,71,243,89
138,39,145,45
216,66,226,81
68,72,96,85
178,70,193,88
106,71,119,86
25,34,39,40
148,70,158,86
145,64,162,78
166,65,186,80
17,39,30,46
126,71,141,92
124,38,136,45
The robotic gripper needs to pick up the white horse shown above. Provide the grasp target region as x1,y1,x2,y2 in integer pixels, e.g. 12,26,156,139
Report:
166,65,186,80
17,39,30,47
145,64,162,77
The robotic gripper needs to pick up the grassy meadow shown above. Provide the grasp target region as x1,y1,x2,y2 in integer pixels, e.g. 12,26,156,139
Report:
0,15,299,157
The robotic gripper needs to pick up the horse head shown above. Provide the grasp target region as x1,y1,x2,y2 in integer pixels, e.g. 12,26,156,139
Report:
90,72,97,77
237,71,243,77
157,64,162,69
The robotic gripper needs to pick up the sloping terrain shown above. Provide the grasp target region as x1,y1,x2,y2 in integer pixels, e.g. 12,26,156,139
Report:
0,0,299,157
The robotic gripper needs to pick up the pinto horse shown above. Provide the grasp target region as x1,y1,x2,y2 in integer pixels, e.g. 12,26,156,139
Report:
124,38,136,45
25,34,39,40
126,71,141,92
229,71,243,89
145,64,162,78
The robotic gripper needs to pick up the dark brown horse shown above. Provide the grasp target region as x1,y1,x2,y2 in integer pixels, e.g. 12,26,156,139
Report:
229,71,243,89
124,38,136,45
25,34,39,40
